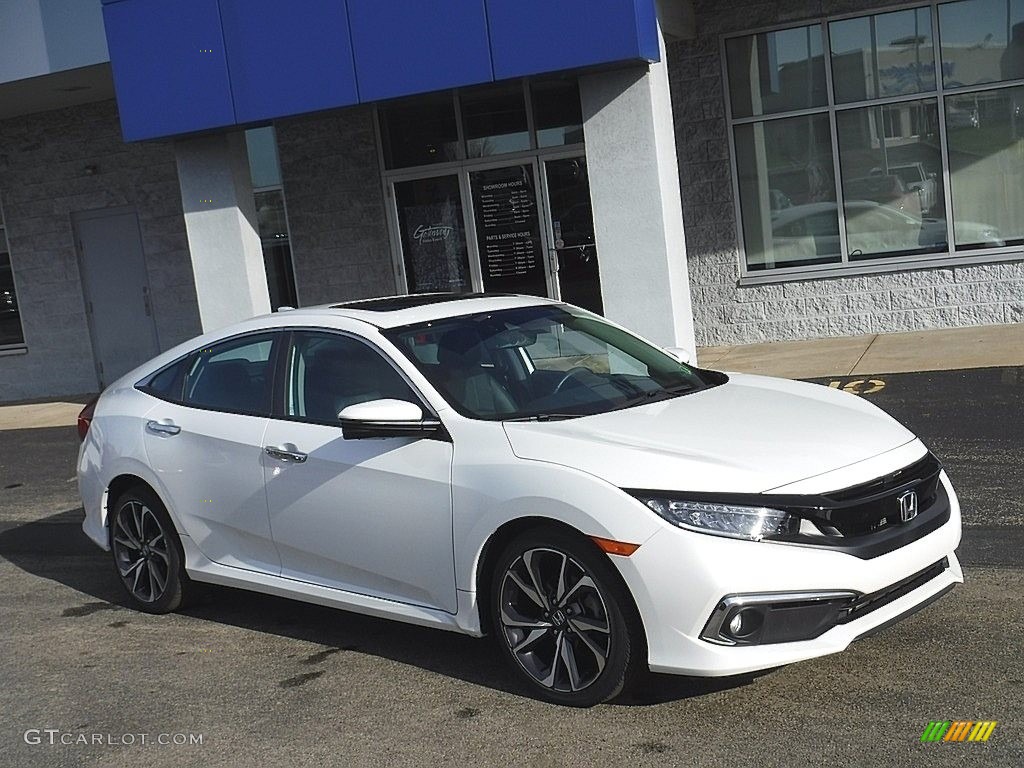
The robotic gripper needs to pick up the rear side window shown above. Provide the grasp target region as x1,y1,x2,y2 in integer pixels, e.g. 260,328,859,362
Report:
183,333,277,416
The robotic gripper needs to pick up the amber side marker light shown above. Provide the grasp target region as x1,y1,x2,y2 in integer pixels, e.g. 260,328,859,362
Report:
591,536,640,556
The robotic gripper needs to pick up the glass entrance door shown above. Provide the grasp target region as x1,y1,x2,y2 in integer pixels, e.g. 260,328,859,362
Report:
542,156,603,314
467,163,550,298
393,175,472,293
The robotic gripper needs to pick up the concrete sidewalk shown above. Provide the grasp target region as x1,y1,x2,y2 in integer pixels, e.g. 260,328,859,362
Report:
697,322,1024,379
0,322,1021,430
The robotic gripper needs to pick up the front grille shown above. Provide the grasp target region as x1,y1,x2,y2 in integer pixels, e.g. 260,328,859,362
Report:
839,558,948,624
806,453,943,537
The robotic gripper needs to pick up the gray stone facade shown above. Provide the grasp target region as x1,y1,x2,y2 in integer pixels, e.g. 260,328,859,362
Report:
275,107,397,307
667,0,1024,347
0,99,199,401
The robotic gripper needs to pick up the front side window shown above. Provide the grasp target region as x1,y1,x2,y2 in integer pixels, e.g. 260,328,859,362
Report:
0,225,24,349
386,304,723,420
727,1,1024,274
285,331,418,424
183,333,277,415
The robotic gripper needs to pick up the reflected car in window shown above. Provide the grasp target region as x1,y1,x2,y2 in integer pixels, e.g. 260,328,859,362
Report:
771,201,1002,259
77,294,963,706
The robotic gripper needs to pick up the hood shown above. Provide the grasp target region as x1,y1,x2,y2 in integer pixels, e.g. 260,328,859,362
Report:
503,373,916,494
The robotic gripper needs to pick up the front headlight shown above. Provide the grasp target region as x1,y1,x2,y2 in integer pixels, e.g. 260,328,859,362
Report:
634,497,799,541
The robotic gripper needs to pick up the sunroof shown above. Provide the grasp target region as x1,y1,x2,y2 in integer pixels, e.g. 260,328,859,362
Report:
331,293,513,312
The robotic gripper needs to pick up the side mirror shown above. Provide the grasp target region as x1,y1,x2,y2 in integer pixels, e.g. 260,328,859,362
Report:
338,399,443,440
664,346,693,365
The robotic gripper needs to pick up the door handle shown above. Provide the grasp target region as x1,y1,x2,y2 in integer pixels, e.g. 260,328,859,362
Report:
264,445,308,463
146,420,181,436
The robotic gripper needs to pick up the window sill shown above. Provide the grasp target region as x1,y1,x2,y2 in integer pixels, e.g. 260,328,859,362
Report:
737,248,1024,286
0,345,27,357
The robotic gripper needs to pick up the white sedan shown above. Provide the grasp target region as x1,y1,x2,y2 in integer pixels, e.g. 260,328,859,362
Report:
77,294,962,706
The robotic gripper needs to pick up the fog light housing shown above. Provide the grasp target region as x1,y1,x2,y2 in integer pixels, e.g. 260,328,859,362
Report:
701,591,858,646
726,607,765,640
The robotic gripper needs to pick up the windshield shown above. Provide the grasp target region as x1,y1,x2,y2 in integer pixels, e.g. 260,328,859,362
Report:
385,304,725,420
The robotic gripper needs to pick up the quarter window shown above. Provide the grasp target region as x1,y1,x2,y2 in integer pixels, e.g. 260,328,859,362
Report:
285,332,418,424
183,334,277,415
726,1,1024,274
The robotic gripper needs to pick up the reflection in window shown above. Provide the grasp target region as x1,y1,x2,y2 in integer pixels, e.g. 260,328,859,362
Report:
946,86,1022,248
380,94,462,169
726,25,827,118
0,228,25,348
939,0,1024,87
830,7,935,103
254,189,298,310
836,99,947,259
246,127,298,312
734,114,840,270
246,126,283,188
532,79,584,148
462,83,531,158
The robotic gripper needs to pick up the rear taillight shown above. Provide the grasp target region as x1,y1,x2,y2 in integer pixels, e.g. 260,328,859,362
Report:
77,395,100,442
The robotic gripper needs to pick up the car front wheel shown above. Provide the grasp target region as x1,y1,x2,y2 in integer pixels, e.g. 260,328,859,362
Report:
490,528,644,706
110,486,191,613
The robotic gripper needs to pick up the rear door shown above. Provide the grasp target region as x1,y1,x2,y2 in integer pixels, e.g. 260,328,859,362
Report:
263,329,456,612
142,332,281,574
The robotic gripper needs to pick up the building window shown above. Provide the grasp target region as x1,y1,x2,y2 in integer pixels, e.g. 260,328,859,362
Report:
245,127,299,310
0,224,25,349
379,79,584,171
725,0,1021,275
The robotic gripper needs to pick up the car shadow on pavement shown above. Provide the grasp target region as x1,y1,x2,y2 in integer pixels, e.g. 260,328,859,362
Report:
0,508,761,706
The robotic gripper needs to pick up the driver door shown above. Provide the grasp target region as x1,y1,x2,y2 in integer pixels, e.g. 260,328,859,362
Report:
263,330,457,613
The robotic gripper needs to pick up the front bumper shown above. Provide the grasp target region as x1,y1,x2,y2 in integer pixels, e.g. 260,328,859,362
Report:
615,471,963,677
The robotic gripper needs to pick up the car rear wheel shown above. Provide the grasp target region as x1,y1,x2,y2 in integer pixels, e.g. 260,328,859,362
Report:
490,527,644,707
110,486,191,613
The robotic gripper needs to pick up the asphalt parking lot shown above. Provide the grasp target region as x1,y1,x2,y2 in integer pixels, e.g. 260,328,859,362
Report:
1,366,1022,767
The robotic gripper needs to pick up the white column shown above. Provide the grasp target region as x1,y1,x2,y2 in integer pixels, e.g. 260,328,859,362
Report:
579,24,697,356
174,131,271,331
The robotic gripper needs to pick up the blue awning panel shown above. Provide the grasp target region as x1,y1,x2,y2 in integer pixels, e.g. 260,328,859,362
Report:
101,0,661,141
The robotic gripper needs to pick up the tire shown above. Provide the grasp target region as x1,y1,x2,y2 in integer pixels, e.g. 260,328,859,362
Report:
109,485,192,614
489,526,645,707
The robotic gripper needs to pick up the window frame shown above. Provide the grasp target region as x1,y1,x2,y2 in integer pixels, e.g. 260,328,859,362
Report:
722,0,1024,285
271,327,439,429
0,221,27,354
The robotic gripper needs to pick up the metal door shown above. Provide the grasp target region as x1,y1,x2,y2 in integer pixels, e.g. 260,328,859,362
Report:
73,207,160,385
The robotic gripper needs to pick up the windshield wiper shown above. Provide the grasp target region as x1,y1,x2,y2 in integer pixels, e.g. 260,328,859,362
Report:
503,413,583,423
616,383,698,409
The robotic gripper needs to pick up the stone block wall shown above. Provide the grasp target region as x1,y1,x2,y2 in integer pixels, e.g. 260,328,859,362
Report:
275,106,397,307
0,99,199,400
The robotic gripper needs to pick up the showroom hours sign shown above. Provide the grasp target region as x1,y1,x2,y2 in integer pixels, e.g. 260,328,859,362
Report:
470,165,547,297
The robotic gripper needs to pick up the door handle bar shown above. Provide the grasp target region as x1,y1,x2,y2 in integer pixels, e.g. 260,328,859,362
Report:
146,420,181,436
264,445,308,463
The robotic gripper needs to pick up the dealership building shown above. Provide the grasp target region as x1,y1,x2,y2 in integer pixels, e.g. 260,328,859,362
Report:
1,0,1022,400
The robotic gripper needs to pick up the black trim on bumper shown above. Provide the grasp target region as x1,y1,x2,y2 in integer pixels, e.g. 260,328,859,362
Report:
852,582,957,643
839,557,949,625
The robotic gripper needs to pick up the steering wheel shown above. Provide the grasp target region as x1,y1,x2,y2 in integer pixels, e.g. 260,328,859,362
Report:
552,366,593,395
